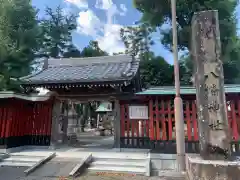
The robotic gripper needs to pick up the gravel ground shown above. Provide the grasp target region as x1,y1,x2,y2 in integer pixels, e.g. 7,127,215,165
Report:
18,175,185,180
74,174,186,180
0,166,186,180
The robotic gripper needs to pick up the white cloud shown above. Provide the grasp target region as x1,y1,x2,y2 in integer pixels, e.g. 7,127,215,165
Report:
77,10,103,37
95,0,127,20
64,0,88,9
93,0,126,53
97,24,125,54
106,4,119,24
67,0,127,54
95,0,113,10
119,4,127,16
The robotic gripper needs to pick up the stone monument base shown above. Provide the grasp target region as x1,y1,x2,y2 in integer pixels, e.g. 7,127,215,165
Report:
186,154,240,180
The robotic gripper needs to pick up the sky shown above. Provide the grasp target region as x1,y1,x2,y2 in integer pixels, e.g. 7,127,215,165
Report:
32,0,240,65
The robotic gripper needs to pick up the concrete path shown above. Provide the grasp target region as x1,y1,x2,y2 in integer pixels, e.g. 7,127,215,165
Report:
0,166,27,180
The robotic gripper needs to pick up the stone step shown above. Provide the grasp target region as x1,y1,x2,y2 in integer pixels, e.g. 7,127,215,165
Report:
10,151,54,157
91,160,146,167
0,153,8,160
88,165,145,174
0,153,47,167
57,152,148,160
0,161,35,167
93,157,146,163
4,156,42,162
92,153,148,160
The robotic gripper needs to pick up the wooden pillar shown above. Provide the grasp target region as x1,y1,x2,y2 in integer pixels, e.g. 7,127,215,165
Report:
50,99,61,149
192,10,231,160
114,99,121,148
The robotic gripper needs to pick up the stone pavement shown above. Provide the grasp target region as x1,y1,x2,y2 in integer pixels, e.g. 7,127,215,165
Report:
0,166,26,180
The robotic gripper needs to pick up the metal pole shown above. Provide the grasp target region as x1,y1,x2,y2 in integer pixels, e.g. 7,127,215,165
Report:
170,0,186,172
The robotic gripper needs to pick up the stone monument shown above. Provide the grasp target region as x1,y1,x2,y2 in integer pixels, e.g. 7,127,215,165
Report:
67,102,78,144
186,10,240,180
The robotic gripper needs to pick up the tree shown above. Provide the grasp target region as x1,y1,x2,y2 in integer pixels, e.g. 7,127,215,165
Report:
120,23,188,87
63,44,81,58
0,0,41,91
179,56,193,85
120,24,176,87
120,23,154,60
140,55,174,87
40,6,78,58
80,41,108,57
134,0,237,52
113,52,124,55
139,54,192,88
134,0,240,83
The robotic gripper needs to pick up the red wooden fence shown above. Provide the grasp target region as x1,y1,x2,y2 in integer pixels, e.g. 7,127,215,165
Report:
120,94,240,154
0,98,54,149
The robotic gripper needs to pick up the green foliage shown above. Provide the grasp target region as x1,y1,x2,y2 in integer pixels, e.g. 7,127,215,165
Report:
80,41,108,57
0,0,41,91
180,53,240,84
40,6,78,58
134,0,240,83
120,23,154,59
140,54,192,88
113,52,124,55
140,55,174,87
134,0,238,52
63,44,81,58
120,21,192,86
39,7,107,59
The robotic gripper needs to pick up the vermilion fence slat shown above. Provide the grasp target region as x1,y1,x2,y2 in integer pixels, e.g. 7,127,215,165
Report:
5,108,11,140
237,99,240,141
145,120,149,139
0,107,2,144
1,108,7,139
9,105,14,138
167,100,173,140
131,116,135,140
231,101,238,141
186,101,192,141
155,99,160,140
136,120,139,139
15,103,19,138
21,104,25,137
0,107,2,138
192,101,198,141
126,104,130,145
162,101,167,141
47,104,51,141
120,104,125,136
149,99,154,140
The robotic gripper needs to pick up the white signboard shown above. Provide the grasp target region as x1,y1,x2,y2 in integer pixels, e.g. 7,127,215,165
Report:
129,105,148,119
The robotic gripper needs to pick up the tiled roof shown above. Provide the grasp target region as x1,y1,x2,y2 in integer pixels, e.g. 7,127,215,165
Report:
21,55,140,85
136,84,240,95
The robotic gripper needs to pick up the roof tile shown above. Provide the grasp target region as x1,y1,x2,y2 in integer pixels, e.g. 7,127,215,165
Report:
21,55,139,84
